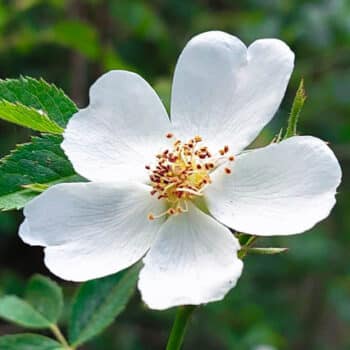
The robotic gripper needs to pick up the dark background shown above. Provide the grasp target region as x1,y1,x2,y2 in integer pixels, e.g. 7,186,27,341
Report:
0,0,349,349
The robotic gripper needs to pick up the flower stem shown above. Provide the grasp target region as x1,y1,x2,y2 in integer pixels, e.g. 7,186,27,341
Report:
238,235,258,259
50,324,73,350
166,306,196,350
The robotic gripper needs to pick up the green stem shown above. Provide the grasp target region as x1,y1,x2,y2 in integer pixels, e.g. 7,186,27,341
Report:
284,78,306,139
238,235,258,259
50,324,73,350
166,306,196,350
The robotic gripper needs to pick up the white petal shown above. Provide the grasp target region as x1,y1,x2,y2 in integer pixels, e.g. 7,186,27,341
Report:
62,70,171,183
20,182,165,281
19,220,41,245
205,136,342,236
138,203,243,310
171,31,294,153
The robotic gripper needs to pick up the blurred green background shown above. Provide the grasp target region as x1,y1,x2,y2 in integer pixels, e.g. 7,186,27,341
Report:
0,0,349,349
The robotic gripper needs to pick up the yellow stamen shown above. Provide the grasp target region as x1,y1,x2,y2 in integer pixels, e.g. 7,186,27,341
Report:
147,135,235,219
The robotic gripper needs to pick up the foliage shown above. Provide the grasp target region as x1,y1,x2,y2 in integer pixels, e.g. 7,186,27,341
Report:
69,264,141,347
25,274,63,324
0,334,64,350
0,100,63,134
0,275,62,329
0,134,80,211
0,77,77,128
0,295,54,328
0,1,349,349
0,76,80,209
0,271,139,348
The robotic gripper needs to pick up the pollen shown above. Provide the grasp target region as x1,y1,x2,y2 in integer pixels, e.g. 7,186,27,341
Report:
147,135,235,219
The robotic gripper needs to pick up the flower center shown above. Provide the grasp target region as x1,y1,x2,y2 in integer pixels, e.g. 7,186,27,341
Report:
146,133,234,220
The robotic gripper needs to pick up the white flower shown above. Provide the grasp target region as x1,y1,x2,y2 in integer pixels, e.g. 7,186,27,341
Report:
19,31,341,310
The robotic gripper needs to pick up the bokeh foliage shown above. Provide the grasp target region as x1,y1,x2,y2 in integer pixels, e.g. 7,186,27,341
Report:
0,0,349,349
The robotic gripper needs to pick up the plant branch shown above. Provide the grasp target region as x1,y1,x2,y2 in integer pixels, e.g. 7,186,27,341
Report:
50,324,73,350
166,306,196,350
238,235,258,259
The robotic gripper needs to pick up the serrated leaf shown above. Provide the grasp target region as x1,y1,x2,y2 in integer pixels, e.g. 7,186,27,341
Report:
0,134,82,211
25,275,63,325
0,296,51,328
284,79,307,139
69,264,141,347
0,76,77,128
0,100,63,134
0,334,64,350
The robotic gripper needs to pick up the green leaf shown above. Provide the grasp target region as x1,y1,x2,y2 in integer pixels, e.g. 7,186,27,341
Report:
69,264,141,347
0,76,77,128
0,276,63,329
0,334,64,350
25,275,63,325
284,79,307,139
47,20,101,59
0,134,82,211
0,296,51,328
0,100,63,134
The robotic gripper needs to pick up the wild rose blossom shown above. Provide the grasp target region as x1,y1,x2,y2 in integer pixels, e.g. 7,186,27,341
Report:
19,31,341,310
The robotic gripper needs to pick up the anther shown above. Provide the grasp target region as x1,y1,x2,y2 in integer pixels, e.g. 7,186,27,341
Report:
147,135,225,214
229,155,235,161
166,133,174,138
224,167,232,174
168,208,176,215
148,213,155,220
